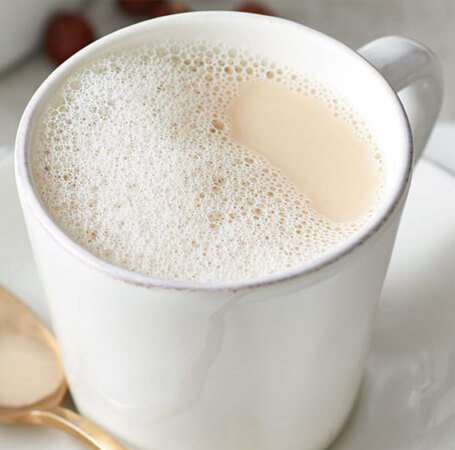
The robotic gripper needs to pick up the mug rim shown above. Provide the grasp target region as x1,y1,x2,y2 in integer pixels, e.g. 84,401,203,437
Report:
15,11,413,292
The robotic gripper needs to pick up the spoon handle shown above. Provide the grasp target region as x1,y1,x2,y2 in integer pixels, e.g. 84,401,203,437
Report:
19,406,126,449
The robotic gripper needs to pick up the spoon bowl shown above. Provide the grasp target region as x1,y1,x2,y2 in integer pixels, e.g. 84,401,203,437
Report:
0,285,125,449
0,285,66,419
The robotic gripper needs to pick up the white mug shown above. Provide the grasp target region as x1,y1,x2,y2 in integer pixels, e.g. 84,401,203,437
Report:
15,12,442,450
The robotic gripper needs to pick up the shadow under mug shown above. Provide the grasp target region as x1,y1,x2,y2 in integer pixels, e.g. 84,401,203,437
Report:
15,11,442,450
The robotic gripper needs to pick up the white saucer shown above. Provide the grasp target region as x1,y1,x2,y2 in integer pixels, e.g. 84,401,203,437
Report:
1,148,454,449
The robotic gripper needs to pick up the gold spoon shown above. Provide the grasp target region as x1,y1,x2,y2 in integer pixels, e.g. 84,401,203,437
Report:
0,285,126,449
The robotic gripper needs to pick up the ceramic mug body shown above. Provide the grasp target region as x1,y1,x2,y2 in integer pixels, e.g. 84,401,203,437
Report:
15,12,442,450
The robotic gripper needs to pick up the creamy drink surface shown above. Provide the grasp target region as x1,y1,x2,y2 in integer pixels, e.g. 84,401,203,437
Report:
31,41,384,283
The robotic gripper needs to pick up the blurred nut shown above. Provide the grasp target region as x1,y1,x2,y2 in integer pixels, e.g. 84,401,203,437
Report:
147,1,189,18
118,0,156,15
169,1,189,14
44,13,95,65
237,1,275,15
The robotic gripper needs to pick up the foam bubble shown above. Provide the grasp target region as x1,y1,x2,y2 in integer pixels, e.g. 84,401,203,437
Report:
31,40,384,283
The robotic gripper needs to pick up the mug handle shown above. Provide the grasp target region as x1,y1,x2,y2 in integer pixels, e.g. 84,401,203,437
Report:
358,36,443,161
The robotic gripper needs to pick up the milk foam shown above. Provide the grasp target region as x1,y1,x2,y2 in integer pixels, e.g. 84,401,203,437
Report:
31,41,384,282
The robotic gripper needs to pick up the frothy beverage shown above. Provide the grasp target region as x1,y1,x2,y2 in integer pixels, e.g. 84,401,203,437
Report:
31,40,384,283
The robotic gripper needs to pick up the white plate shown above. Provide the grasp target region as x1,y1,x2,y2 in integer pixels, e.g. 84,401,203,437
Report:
0,150,454,449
